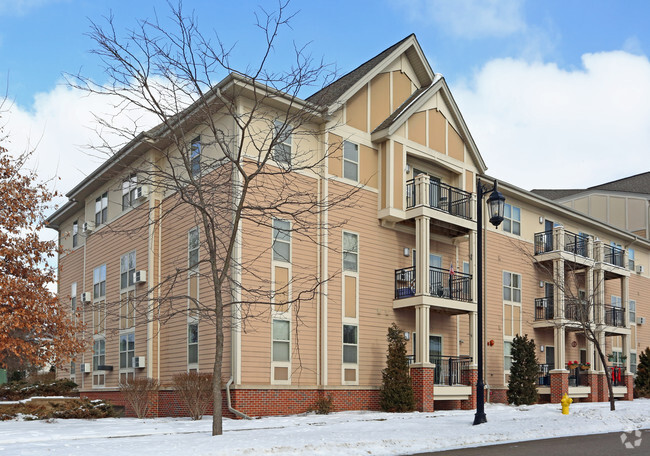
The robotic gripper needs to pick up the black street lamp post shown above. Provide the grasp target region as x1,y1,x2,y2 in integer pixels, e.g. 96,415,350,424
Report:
474,178,505,425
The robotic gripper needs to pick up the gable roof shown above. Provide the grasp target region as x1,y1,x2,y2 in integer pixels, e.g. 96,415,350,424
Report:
532,171,650,200
530,189,584,200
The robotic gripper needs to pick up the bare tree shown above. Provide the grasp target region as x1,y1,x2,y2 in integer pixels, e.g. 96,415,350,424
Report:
525,228,629,411
68,2,358,435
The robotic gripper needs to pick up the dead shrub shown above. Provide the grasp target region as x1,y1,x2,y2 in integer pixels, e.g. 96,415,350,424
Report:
172,371,213,420
312,394,334,415
119,377,159,419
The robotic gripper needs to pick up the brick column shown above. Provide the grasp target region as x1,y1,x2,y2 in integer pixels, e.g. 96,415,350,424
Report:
550,370,569,403
410,365,435,412
584,372,599,402
461,368,478,410
596,372,609,402
623,374,635,401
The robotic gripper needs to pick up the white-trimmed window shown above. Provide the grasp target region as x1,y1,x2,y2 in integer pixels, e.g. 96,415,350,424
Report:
122,174,138,210
503,271,521,303
272,319,290,362
629,248,635,271
70,282,77,323
188,322,199,367
504,340,513,371
190,136,201,177
119,332,135,370
93,264,106,299
188,227,200,269
120,251,136,290
72,220,79,248
95,192,108,226
272,219,291,263
70,361,76,380
92,338,106,387
343,324,358,364
343,141,359,182
273,120,292,167
630,300,636,324
502,203,521,235
631,352,637,374
343,232,359,272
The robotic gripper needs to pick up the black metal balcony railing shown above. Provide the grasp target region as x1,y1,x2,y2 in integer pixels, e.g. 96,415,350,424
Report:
608,366,626,386
565,299,590,322
538,363,551,386
567,364,590,386
534,230,589,257
603,244,625,267
534,297,554,320
395,266,472,302
405,178,472,220
430,355,472,386
604,305,625,327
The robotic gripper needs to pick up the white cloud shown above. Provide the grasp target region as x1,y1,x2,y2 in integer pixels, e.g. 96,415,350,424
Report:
453,50,650,190
0,0,64,16
398,0,526,39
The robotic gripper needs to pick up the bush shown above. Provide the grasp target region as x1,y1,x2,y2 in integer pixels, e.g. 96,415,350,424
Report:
380,323,415,412
311,394,334,415
0,379,78,401
634,347,650,398
119,377,159,419
172,371,213,420
0,397,117,421
507,334,539,406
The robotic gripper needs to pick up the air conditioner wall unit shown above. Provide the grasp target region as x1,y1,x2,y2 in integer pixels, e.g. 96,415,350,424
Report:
637,265,645,273
638,317,646,325
81,292,92,303
82,222,93,234
134,270,147,284
133,356,146,368
80,363,91,373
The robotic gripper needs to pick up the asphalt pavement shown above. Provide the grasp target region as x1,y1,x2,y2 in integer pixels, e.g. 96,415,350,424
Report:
409,429,650,456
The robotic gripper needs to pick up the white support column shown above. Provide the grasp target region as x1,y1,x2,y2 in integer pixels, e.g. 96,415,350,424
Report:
587,260,594,321
469,229,477,303
554,258,565,320
586,338,595,366
415,305,431,364
415,216,430,296
622,275,630,327
595,331,606,372
622,334,631,372
554,325,566,370
469,311,478,368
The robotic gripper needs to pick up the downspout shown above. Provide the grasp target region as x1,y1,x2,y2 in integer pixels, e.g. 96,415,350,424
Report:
226,377,251,419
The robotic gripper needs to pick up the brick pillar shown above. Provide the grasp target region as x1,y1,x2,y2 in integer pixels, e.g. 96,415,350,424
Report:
584,372,598,402
623,374,635,401
410,365,435,412
550,370,569,403
461,368,478,410
596,373,608,402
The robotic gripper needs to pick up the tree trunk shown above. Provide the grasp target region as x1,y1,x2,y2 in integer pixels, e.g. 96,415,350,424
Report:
212,289,224,436
596,349,615,411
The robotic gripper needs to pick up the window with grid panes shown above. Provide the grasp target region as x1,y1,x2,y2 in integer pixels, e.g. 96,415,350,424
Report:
119,333,135,369
93,265,106,299
343,141,359,181
72,220,78,247
502,203,520,235
272,219,291,263
190,137,201,176
188,228,199,269
273,120,292,167
188,323,199,365
95,192,108,225
272,320,290,362
343,324,358,364
122,174,138,210
343,232,358,272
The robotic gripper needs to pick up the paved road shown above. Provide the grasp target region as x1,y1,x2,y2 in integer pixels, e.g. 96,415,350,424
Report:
410,429,650,456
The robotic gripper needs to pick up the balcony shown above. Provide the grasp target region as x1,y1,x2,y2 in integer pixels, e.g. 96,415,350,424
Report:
430,355,472,386
395,266,472,301
608,366,626,387
534,297,589,326
406,179,472,220
603,244,625,268
534,297,554,320
535,227,591,259
604,305,625,327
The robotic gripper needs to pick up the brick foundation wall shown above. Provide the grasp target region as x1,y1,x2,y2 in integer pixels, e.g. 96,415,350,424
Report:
489,388,507,404
410,366,435,412
550,371,569,403
461,369,478,410
624,374,634,401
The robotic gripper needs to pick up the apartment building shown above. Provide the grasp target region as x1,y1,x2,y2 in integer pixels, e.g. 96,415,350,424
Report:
48,34,648,416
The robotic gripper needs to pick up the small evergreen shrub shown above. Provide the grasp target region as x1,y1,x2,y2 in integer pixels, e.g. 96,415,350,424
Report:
172,371,213,420
312,394,334,415
119,377,159,419
0,398,116,420
507,334,539,406
634,347,650,398
380,323,415,412
0,379,78,401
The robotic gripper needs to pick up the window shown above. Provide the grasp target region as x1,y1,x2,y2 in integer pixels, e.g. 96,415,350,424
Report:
93,264,106,299
72,220,78,247
343,324,358,363
188,323,199,365
631,352,637,374
629,248,635,271
71,283,77,323
119,332,135,369
122,174,138,210
272,219,291,263
630,300,636,324
504,340,513,370
93,339,105,370
273,120,292,166
503,271,521,303
343,141,359,181
70,361,76,376
343,232,358,272
190,136,201,177
120,251,136,290
188,228,199,269
272,319,290,362
95,192,108,226
502,203,521,235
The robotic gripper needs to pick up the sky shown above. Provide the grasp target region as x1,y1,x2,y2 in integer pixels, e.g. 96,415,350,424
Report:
2,0,650,200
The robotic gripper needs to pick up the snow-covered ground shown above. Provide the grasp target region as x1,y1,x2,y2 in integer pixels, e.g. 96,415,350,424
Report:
2,400,650,455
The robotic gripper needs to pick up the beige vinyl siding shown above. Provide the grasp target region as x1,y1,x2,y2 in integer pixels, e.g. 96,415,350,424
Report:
407,111,426,146
370,72,390,132
346,85,368,132
392,70,412,110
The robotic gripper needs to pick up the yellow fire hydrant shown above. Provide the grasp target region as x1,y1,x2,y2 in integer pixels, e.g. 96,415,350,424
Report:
561,393,572,415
